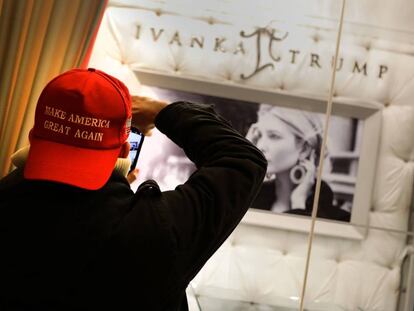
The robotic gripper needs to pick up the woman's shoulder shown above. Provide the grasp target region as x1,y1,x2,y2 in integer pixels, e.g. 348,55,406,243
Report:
296,179,351,222
317,179,351,221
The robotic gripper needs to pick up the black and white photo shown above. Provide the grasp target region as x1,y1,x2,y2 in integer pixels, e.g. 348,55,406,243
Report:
135,86,363,222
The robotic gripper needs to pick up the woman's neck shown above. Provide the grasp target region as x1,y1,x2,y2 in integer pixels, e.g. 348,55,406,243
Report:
272,170,295,213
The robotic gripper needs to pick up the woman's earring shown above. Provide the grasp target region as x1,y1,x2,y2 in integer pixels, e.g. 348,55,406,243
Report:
289,164,306,184
265,172,276,181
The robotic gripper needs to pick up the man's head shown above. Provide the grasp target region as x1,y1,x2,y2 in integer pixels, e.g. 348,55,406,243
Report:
24,68,132,190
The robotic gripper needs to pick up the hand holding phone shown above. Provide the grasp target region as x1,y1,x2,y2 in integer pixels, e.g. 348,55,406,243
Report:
131,95,168,135
128,126,145,174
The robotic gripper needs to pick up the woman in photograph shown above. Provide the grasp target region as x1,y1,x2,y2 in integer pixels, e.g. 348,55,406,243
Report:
247,104,350,222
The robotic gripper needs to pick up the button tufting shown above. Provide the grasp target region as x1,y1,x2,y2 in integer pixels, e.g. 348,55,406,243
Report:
155,8,162,16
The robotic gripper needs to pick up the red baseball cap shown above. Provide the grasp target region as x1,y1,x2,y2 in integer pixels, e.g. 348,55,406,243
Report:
24,68,132,190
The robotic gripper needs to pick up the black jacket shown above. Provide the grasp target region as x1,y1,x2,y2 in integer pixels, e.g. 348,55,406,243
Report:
0,102,267,311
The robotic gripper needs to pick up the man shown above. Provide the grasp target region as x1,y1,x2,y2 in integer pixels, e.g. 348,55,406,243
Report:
0,68,267,310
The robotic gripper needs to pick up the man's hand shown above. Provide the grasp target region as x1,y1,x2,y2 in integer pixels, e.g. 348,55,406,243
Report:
131,95,168,136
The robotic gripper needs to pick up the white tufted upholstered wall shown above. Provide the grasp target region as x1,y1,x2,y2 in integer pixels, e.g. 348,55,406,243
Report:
88,1,414,310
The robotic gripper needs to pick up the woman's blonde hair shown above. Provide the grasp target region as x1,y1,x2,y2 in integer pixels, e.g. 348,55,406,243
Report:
256,104,327,164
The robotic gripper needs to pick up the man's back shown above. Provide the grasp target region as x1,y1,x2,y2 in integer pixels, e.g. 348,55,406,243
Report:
0,101,267,310
0,169,177,310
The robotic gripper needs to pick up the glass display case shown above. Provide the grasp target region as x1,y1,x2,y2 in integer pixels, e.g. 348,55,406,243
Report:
89,0,414,310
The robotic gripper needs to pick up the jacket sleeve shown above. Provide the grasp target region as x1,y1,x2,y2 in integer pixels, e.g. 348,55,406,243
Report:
153,101,267,283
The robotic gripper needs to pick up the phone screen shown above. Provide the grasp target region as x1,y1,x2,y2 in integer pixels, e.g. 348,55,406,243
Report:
128,127,144,173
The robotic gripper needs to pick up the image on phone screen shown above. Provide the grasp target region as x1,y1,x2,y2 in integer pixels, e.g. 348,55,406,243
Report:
128,127,144,173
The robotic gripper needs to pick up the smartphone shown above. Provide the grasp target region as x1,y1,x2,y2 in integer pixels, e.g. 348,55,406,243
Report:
128,126,144,173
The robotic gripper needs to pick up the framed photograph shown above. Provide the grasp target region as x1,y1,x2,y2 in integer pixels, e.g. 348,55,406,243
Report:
133,69,382,239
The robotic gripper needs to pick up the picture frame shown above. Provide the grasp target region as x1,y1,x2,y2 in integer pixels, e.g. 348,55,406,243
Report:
133,68,382,240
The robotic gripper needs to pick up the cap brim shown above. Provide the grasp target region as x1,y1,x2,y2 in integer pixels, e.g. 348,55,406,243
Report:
24,136,121,190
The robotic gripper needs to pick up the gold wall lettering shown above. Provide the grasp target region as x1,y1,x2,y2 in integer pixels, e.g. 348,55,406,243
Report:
240,28,288,80
289,50,300,64
190,36,204,48
169,31,182,46
353,62,367,75
331,56,344,71
214,37,226,53
150,27,164,41
379,65,388,79
233,42,246,55
310,53,322,68
135,23,390,80
135,24,141,39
